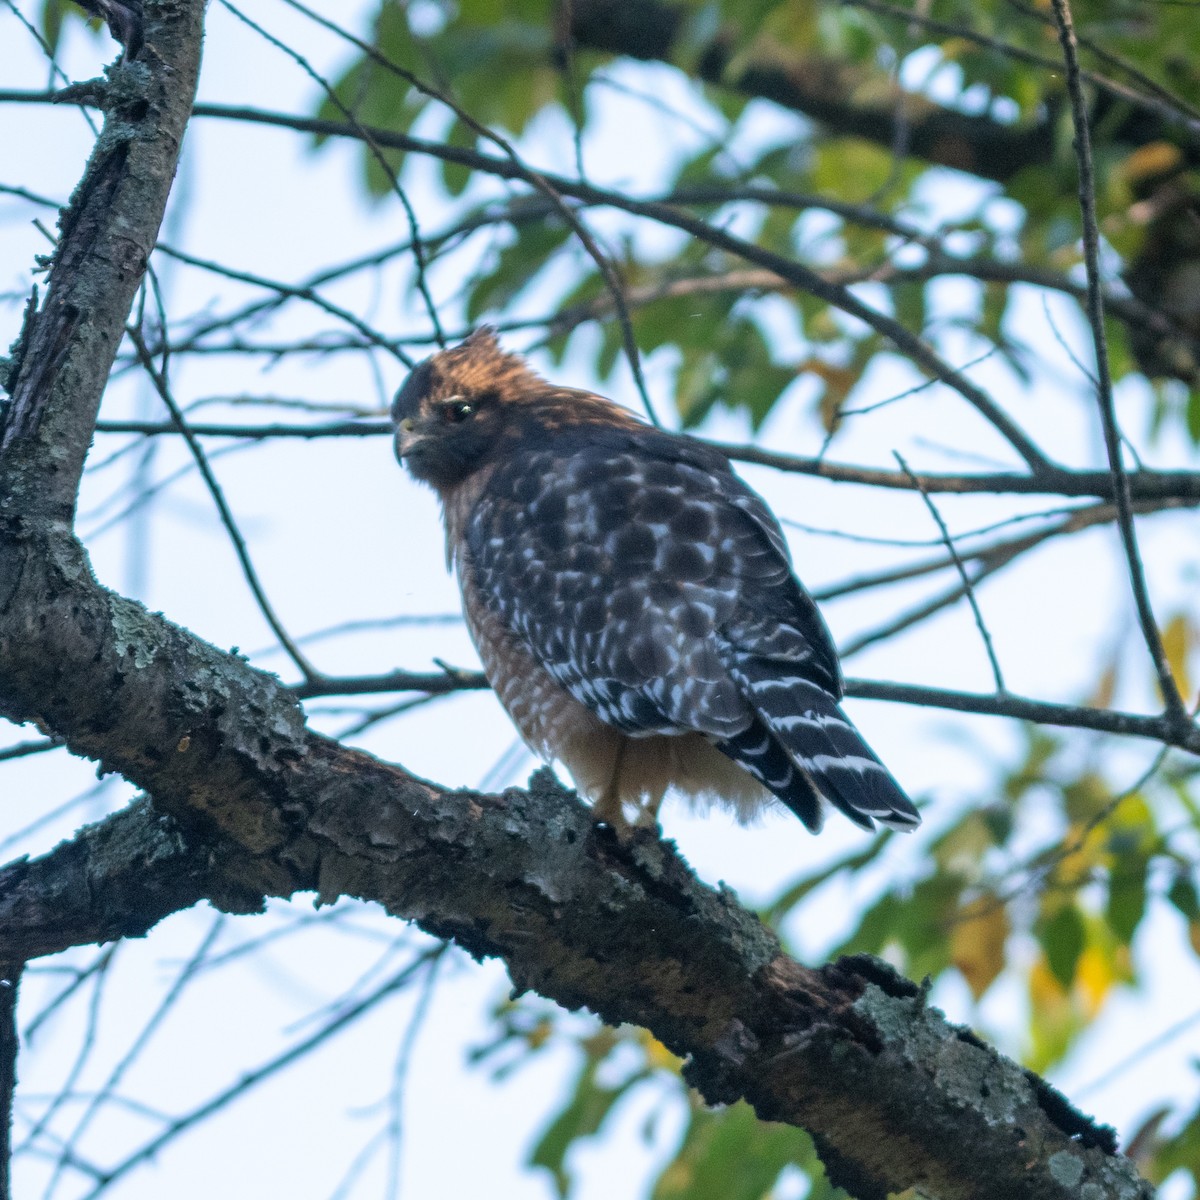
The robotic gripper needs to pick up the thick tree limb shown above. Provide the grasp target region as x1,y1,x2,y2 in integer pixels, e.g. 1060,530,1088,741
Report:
0,4,202,523
0,563,1153,1199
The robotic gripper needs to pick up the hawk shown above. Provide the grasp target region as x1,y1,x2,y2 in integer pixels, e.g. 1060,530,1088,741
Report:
392,328,920,837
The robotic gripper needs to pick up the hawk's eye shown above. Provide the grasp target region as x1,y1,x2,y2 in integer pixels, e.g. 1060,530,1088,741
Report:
440,398,474,424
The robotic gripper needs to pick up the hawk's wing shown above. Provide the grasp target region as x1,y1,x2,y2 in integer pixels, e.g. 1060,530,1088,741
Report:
465,426,916,832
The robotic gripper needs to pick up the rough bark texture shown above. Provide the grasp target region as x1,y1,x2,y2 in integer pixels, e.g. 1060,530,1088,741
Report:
0,540,1157,1197
0,964,18,1200
0,3,1158,1198
1,1,200,522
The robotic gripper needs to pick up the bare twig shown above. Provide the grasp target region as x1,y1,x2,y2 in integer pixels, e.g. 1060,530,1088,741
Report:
79,97,1050,466
848,0,1200,139
894,451,1006,692
125,326,321,681
0,737,60,763
79,949,445,1200
215,0,439,353
279,0,662,424
1049,0,1191,727
46,919,225,1200
152,245,411,362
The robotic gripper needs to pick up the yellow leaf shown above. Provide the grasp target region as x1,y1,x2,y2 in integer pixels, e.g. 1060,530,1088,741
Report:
1088,661,1119,711
637,1029,683,1073
1057,818,1110,880
797,357,860,432
1162,611,1192,701
1076,945,1119,1018
1189,920,1200,958
951,895,1011,1000
1030,955,1068,1006
526,1017,553,1050
1122,142,1184,184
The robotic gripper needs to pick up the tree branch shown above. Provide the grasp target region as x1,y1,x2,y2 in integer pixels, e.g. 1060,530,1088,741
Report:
0,3,204,522
1050,0,1191,728
0,90,1053,468
0,963,19,1200
562,0,1057,182
0,7,1164,1194
0,593,1153,1198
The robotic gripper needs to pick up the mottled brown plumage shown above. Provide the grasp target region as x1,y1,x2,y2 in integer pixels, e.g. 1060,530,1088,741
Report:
392,328,919,836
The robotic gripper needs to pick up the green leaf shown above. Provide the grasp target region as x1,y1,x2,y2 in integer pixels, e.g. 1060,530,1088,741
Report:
762,837,891,924
1187,391,1200,446
1037,904,1086,990
1167,870,1200,922
441,118,477,197
528,1043,649,1197
465,218,572,322
1106,853,1149,945
1152,1104,1200,1185
653,1101,844,1200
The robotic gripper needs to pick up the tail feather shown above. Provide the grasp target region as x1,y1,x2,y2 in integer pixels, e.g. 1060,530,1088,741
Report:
716,720,827,832
724,657,920,833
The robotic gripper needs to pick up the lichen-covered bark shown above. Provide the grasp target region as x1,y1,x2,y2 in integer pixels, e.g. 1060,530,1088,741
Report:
0,525,1157,1198
0,963,18,1200
0,0,202,522
0,605,1155,1199
0,3,1158,1198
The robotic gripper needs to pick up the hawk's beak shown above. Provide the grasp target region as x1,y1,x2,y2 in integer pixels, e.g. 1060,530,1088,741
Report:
394,416,421,461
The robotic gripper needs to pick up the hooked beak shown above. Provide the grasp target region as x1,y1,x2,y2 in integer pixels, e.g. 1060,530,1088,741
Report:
394,416,422,462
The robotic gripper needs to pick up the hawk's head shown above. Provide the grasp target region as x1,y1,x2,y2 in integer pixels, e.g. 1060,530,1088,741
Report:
392,328,643,491
391,327,534,490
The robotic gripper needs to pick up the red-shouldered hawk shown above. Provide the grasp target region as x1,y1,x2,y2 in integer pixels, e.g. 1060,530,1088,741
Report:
392,328,920,837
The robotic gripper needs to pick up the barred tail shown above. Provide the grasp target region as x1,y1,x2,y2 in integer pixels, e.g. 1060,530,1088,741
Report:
716,719,827,831
721,663,921,833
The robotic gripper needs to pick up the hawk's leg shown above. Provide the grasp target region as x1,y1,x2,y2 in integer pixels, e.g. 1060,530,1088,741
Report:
632,793,664,831
592,739,632,833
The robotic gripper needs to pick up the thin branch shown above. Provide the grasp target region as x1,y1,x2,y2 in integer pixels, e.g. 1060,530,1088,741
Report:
152,245,411,361
1005,0,1200,124
291,669,488,700
47,919,225,1199
66,97,1050,468
1049,0,1191,727
124,326,321,681
19,948,114,1158
1075,1005,1200,1099
815,498,1188,600
845,677,1200,751
282,661,1200,754
276,0,660,425
79,950,444,1200
847,0,1200,139
214,0,438,354
23,949,117,1048
87,414,1200,503
0,737,61,763
94,418,389,438
840,564,997,658
894,451,1007,692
